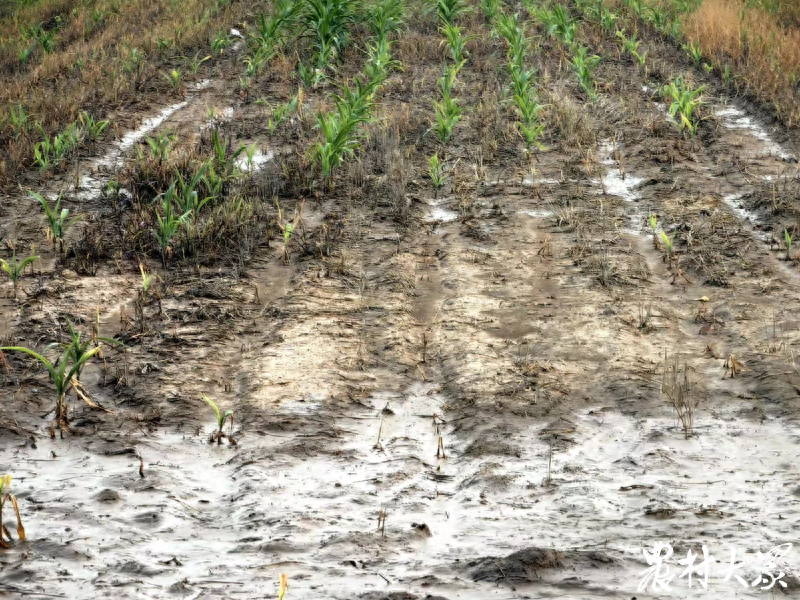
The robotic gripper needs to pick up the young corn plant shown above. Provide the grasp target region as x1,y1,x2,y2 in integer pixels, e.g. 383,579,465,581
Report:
145,132,175,163
785,228,794,260
616,29,646,68
440,22,472,64
200,395,235,444
31,192,81,253
0,475,25,549
428,152,447,195
571,46,601,102
276,199,304,264
685,40,702,67
481,0,501,22
436,0,472,25
246,0,299,76
267,92,302,133
312,77,378,187
367,0,405,39
9,105,31,139
515,91,546,151
662,77,704,139
79,112,109,141
1,248,39,299
302,0,355,80
184,51,211,74
1,343,104,430
51,319,120,380
163,69,182,92
542,4,577,48
153,189,190,266
660,229,676,267
432,62,463,148
495,12,528,71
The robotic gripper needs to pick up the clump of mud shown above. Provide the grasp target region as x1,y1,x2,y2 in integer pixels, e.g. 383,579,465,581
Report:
468,546,617,583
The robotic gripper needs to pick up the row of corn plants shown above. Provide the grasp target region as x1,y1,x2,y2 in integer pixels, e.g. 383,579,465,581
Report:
574,0,705,141
311,0,404,188
429,0,472,185
32,112,109,172
244,0,301,78
524,0,601,103
492,5,546,153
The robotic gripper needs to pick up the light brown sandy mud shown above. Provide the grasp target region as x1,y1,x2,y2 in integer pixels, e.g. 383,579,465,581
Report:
3,3,800,599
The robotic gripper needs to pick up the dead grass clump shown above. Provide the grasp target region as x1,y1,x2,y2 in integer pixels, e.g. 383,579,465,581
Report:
681,0,800,124
661,351,698,437
541,88,596,148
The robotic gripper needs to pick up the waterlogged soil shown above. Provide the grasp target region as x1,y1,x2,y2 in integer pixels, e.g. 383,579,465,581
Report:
5,7,800,600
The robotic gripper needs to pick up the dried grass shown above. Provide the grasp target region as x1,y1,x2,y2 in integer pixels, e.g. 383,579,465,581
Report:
680,0,800,124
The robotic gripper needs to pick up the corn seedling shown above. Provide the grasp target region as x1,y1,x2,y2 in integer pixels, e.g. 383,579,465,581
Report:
268,92,301,134
662,77,704,139
367,0,405,39
27,22,57,53
600,6,618,31
9,105,31,139
436,0,472,25
428,152,446,193
785,228,794,260
139,262,154,297
0,475,25,549
312,77,379,186
211,128,248,180
616,29,646,68
1,248,39,298
685,40,702,67
79,112,109,141
440,22,472,64
163,69,182,92
649,213,658,234
495,13,528,70
481,0,501,22
50,319,120,381
145,132,175,163
200,394,235,444
153,188,190,266
211,32,231,53
540,4,576,48
432,62,464,147
659,229,675,266
121,46,144,74
31,192,81,253
1,343,103,429
302,0,354,76
571,46,601,102
184,51,211,74
276,199,304,264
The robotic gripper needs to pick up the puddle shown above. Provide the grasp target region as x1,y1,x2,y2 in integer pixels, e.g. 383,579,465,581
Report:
425,200,459,224
715,105,795,161
599,141,645,202
521,176,561,186
598,140,646,236
236,147,275,173
518,208,554,219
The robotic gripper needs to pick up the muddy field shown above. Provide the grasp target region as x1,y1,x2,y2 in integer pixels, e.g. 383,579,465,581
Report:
3,1,800,598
